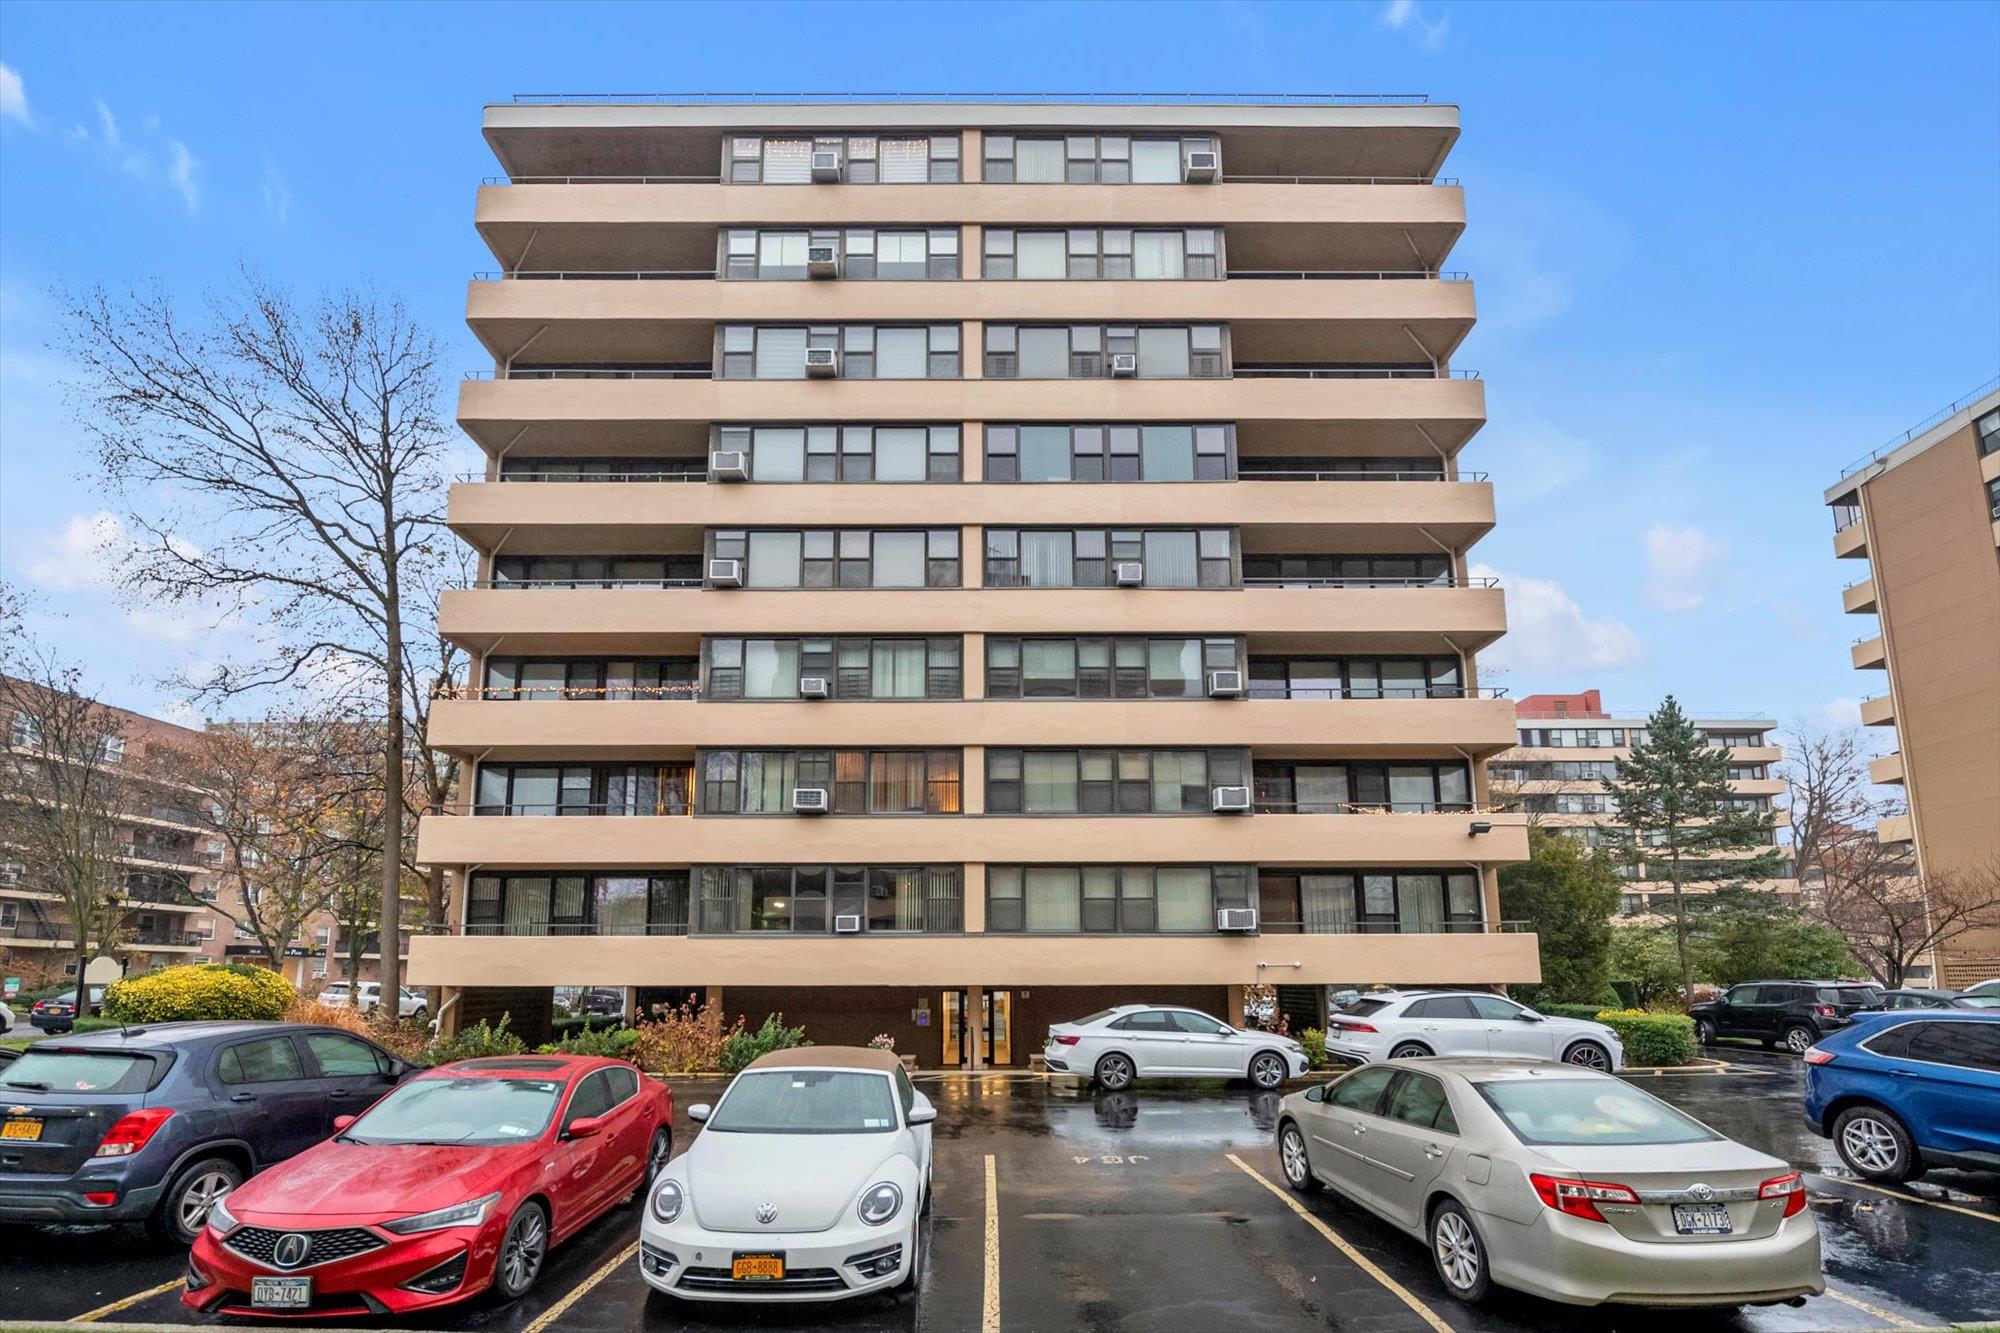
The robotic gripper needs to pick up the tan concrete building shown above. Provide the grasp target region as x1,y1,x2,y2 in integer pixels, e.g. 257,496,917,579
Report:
1489,689,1796,915
411,95,1535,1063
1825,381,2000,988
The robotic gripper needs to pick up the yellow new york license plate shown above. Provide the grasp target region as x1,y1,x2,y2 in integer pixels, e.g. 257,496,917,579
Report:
731,1253,784,1281
1,1119,42,1141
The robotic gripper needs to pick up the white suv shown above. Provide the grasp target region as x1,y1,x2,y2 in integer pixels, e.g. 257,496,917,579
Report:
319,981,428,1019
1323,990,1624,1070
1045,1004,1311,1090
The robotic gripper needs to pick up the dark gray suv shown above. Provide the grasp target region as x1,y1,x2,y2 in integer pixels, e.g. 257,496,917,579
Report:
0,1021,415,1242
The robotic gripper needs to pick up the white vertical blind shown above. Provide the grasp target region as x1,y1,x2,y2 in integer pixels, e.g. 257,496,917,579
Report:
753,327,808,379
762,139,812,183
879,137,928,183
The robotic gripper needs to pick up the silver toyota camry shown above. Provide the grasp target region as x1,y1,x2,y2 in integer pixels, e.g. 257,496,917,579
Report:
1274,1059,1824,1310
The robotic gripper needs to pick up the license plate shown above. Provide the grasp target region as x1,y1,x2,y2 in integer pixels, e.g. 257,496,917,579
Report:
251,1277,312,1309
1,1119,41,1141
1672,1203,1733,1235
731,1252,785,1281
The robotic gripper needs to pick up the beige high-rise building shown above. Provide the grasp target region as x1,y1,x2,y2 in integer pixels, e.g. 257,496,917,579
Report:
1825,381,2000,988
410,95,1535,1063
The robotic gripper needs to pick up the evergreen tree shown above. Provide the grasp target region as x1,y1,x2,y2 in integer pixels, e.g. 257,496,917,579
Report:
1499,828,1623,1005
1603,696,1784,1007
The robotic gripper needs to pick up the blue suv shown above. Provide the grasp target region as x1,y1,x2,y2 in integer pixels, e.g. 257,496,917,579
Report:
0,1021,414,1242
1802,1010,2000,1183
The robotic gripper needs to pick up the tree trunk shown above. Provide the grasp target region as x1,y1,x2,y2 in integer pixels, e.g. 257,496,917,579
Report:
423,863,446,1014
380,597,405,1002
1668,834,1694,1009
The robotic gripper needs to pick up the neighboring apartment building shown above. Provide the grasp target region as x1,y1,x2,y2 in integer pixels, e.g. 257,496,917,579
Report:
1824,380,2000,988
1491,689,1797,914
410,94,1534,1063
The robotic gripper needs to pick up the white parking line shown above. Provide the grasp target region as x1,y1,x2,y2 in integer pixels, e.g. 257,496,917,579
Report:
68,1277,185,1323
524,1239,639,1333
1822,1285,1922,1328
982,1153,1001,1333
1822,1176,2000,1225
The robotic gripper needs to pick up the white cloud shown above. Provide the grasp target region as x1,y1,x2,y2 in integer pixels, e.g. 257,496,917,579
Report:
0,63,28,126
261,164,291,224
94,99,121,152
1380,0,1450,50
49,97,200,215
1473,562,1645,675
22,511,219,644
1642,523,1730,611
167,139,199,214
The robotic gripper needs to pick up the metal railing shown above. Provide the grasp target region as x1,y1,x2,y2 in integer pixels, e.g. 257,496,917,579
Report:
507,92,1434,106
482,174,714,186
1251,799,1481,815
473,269,713,281
465,921,693,937
1243,575,1496,589
471,577,704,590
1259,919,1523,936
1234,366,1479,380
442,802,694,818
1237,467,1483,481
1228,173,1457,185
1226,269,1468,281
482,170,1459,187
1248,686,1507,700
475,366,713,381
436,683,701,702
1838,373,2000,480
457,470,706,483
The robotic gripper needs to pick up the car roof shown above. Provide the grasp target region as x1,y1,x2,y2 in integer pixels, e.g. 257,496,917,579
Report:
743,1045,902,1074
1850,1009,2000,1027
26,1020,347,1051
429,1054,610,1079
1391,1057,1618,1084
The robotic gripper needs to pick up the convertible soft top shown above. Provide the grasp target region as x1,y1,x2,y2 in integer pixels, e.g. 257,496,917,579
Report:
743,1046,903,1074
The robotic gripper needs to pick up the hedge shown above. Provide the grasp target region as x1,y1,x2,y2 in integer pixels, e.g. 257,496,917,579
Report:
103,964,295,1024
1539,1003,1610,1022
1594,1009,1696,1067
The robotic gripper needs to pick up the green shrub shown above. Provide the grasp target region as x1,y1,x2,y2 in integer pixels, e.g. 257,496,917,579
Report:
720,1013,809,1074
1539,1003,1610,1021
426,1016,526,1064
1594,1009,1696,1066
549,1015,625,1039
103,963,294,1023
537,1026,641,1061
1299,1028,1329,1070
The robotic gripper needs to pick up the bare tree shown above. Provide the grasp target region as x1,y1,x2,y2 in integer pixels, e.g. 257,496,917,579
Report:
61,280,455,998
1782,722,1879,883
1811,842,2000,987
397,549,468,992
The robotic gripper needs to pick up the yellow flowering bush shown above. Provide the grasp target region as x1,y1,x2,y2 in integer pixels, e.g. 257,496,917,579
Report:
104,963,296,1024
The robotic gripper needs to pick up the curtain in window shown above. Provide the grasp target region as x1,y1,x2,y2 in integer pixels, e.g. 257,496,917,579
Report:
1133,233,1185,280
872,531,926,587
1131,140,1181,183
740,752,794,813
746,532,803,588
1017,232,1066,279
879,138,928,183
504,877,551,933
876,327,927,379
1021,531,1074,587
1446,873,1482,926
1399,874,1445,933
870,752,928,813
752,327,808,379
761,139,812,183
1022,640,1076,695
1301,874,1356,933
1156,868,1210,930
1018,426,1071,481
872,641,926,698
875,428,927,481
1025,867,1081,931
1143,531,1198,587
1023,752,1079,812
742,640,799,697
751,428,806,482
1015,138,1063,182
924,867,962,931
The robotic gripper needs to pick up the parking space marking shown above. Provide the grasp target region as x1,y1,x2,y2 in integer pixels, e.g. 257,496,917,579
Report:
68,1277,185,1324
982,1152,1000,1333
1825,1176,2000,1225
1823,1285,1922,1329
1226,1153,1454,1333
523,1239,639,1333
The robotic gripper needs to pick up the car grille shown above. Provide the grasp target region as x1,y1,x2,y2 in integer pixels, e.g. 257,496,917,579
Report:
224,1225,385,1269
678,1266,847,1293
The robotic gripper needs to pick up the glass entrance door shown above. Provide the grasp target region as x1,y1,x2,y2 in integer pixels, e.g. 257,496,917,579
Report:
942,989,968,1066
983,990,1013,1066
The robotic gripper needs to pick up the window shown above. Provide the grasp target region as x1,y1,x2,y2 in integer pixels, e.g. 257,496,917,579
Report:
716,424,961,483
987,749,1248,814
1888,1020,2000,1072
983,325,1224,378
1240,553,1453,587
1517,727,1627,748
698,865,961,934
722,227,959,280
9,712,44,748
1253,760,1472,814
482,658,699,701
1111,1010,1177,1032
728,132,959,184
698,750,961,815
1170,1011,1233,1035
982,228,1218,280
1327,1065,1397,1113
705,637,961,700
218,1036,305,1085
984,424,1233,482
1988,475,2000,521
498,456,706,482
602,1065,639,1106
711,529,961,588
718,325,960,379
474,764,694,817
985,636,1240,699
1247,656,1464,700
1384,1072,1459,1134
1978,407,2000,457
1255,869,1483,934
984,528,1234,588
491,555,702,588
983,132,1214,184
1405,997,1477,1019
564,1071,612,1131
306,1032,391,1077
986,865,1251,933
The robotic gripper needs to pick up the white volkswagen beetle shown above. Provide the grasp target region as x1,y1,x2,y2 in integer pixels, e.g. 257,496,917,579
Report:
639,1047,934,1302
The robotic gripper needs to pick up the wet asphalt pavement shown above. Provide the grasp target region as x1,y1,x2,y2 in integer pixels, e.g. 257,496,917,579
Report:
2,1047,1995,1332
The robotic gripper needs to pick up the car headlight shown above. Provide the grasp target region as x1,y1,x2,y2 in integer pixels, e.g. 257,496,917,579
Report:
206,1195,239,1236
650,1178,684,1225
380,1191,501,1235
857,1182,903,1227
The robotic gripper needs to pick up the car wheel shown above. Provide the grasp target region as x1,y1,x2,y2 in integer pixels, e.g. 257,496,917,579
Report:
411,1005,429,1022
1388,1042,1431,1060
921,1171,933,1216
1279,1122,1321,1194
644,1127,672,1185
1782,1024,1817,1055
893,1218,924,1295
1094,1052,1135,1091
149,1156,243,1246
1249,1052,1287,1090
1563,1041,1612,1070
493,1201,549,1300
1695,1018,1717,1046
1429,1199,1492,1304
1834,1105,1924,1184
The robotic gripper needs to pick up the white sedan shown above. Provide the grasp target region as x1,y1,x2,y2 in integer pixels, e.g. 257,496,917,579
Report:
639,1047,932,1302
1044,1004,1312,1090
1323,991,1625,1071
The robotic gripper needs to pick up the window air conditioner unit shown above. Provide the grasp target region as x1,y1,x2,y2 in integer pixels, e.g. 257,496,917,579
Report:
804,347,839,378
792,787,830,814
1211,785,1252,814
811,150,843,182
709,450,749,481
807,243,840,278
1205,669,1245,698
1216,907,1258,932
707,558,743,588
1183,151,1220,183
1109,352,1139,378
1113,561,1146,587
833,913,863,933
798,676,831,699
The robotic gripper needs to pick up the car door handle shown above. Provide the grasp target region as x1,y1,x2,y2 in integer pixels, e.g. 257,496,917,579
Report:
1424,1144,1446,1159
230,1093,257,1103
328,1089,351,1098
1352,1122,1367,1134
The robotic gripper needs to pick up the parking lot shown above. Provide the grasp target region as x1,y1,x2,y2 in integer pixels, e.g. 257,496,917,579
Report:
2,1048,1994,1331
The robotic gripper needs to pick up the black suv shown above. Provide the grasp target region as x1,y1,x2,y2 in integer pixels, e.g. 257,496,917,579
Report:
0,1021,415,1241
1691,981,1886,1055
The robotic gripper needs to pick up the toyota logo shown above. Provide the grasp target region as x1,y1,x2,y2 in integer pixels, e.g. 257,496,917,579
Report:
271,1233,312,1269
1687,1184,1715,1202
755,1203,778,1225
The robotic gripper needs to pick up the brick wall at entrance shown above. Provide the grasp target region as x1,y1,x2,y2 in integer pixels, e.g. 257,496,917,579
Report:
725,987,945,1068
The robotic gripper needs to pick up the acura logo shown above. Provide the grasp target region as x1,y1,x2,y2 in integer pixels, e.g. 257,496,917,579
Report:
1686,1184,1715,1202
271,1234,312,1269
755,1203,778,1225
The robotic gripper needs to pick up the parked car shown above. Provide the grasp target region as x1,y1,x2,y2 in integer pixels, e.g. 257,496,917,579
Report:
321,983,428,1021
28,986,107,1033
576,988,626,1018
1963,979,2000,997
185,1053,671,1317
1322,991,1624,1072
1691,981,1885,1054
0,1021,414,1242
0,1000,14,1035
1043,1004,1311,1090
1802,1011,2000,1183
640,1047,931,1303
1879,988,2000,1011
1274,1059,1823,1309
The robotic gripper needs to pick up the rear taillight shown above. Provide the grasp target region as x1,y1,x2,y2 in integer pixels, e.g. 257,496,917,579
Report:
82,1191,118,1207
1812,1005,1837,1019
94,1108,175,1158
1332,1020,1378,1034
1054,1035,1080,1046
1802,1048,1837,1065
1528,1173,1639,1224
1760,1171,1807,1218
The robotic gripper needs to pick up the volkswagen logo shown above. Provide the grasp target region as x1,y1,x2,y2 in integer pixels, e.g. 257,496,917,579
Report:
271,1233,312,1269
1686,1183,1715,1202
755,1203,778,1225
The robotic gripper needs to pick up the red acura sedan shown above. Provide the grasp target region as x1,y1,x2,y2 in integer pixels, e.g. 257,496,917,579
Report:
183,1053,672,1318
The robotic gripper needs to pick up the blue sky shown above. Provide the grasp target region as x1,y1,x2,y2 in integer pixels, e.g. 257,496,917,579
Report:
1,0,1996,734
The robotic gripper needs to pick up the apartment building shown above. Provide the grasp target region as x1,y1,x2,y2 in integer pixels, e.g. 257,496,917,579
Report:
411,94,1534,1064
1825,380,2000,988
1491,689,1796,914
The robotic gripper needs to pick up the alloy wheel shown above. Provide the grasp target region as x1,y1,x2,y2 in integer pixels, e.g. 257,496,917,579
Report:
177,1170,234,1234
501,1208,547,1294
647,1129,671,1181
1565,1043,1609,1070
1281,1127,1309,1186
1786,1027,1815,1054
1098,1055,1133,1090
1389,1044,1427,1060
1251,1054,1285,1088
1841,1116,1902,1174
1434,1210,1480,1291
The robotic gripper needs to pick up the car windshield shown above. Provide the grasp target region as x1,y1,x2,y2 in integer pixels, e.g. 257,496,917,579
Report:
1958,996,2000,1009
1,1050,157,1094
1823,986,1882,1005
1337,998,1392,1018
1478,1079,1719,1146
342,1076,562,1146
707,1070,899,1134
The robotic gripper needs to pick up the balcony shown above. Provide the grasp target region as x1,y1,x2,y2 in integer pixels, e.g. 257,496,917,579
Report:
1842,577,1878,615
1868,752,1905,786
1876,813,1914,845
1833,521,1868,560
124,931,204,950
1859,694,1896,728
1851,634,1887,670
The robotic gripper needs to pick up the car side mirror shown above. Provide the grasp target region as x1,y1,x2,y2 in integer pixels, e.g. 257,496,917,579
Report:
1303,1084,1326,1103
332,1114,356,1131
687,1104,710,1123
907,1104,937,1126
1517,1012,1543,1022
564,1115,605,1140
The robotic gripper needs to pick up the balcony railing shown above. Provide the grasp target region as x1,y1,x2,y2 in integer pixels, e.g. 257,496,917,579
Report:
482,170,1461,187
1250,799,1485,815
1837,372,2000,480
470,366,713,381
1226,269,1468,281
457,469,707,483
1234,366,1480,380
474,269,713,281
507,92,1435,106
1243,575,1498,589
1249,685,1507,700
1237,466,1485,482
472,576,705,590
126,931,203,948
437,682,701,702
